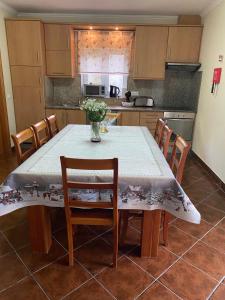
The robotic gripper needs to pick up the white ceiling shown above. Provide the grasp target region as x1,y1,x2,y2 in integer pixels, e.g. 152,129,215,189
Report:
0,0,219,15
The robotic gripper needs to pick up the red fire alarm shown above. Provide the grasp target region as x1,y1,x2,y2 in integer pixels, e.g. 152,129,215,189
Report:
211,68,222,93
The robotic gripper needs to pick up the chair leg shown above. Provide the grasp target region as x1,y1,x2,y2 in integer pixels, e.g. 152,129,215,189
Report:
120,210,129,245
163,212,171,246
67,224,74,266
113,222,118,268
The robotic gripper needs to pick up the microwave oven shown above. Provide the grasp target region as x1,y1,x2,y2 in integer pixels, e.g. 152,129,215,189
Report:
83,84,106,97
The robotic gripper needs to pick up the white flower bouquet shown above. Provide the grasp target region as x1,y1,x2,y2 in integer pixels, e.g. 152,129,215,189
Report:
80,99,108,122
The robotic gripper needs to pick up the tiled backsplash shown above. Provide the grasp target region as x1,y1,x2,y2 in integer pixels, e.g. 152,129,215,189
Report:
45,70,202,111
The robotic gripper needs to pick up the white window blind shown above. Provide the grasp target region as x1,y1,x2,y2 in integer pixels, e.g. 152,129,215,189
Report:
78,30,134,74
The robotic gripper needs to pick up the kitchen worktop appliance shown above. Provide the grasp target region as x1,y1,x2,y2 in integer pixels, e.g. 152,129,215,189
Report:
134,96,155,107
110,85,120,97
83,84,106,97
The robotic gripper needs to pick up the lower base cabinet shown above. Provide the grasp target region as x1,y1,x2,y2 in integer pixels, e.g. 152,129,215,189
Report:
140,112,164,135
120,111,163,135
121,112,140,126
45,109,67,130
45,108,163,135
67,110,86,124
45,108,86,129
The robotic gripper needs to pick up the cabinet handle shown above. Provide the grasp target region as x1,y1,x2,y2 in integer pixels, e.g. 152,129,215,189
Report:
39,77,42,85
37,51,39,63
168,47,171,59
52,72,65,74
39,94,42,104
67,35,70,49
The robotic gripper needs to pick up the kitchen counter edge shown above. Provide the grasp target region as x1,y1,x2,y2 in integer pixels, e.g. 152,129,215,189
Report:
45,105,196,113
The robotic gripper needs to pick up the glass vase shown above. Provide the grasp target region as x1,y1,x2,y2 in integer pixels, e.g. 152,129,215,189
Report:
90,122,101,142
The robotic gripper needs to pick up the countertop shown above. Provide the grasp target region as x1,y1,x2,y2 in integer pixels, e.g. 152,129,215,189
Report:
45,104,196,113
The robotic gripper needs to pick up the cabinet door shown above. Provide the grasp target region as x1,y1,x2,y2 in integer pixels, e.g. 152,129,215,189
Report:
45,109,67,130
6,20,43,66
133,26,168,80
140,112,164,135
11,66,43,87
67,110,86,124
13,87,44,131
167,27,202,63
44,24,71,50
121,112,140,126
46,51,72,77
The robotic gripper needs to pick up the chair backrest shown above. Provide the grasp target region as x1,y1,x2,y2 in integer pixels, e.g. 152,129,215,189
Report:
169,136,191,184
105,112,122,126
11,127,37,164
46,114,59,138
60,157,118,213
159,125,173,159
32,120,50,148
154,118,165,144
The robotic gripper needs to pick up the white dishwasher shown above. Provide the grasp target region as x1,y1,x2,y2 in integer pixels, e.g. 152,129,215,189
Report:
163,112,196,142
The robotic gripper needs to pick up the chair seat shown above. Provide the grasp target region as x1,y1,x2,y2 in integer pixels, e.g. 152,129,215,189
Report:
70,208,114,226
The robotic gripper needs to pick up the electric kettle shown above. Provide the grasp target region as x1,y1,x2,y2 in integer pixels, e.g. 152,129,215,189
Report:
110,85,120,98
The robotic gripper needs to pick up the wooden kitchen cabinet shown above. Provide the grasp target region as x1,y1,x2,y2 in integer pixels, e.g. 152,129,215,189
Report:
45,109,86,128
166,26,203,63
46,51,73,77
11,66,43,87
133,26,168,80
6,20,46,132
140,111,164,135
67,110,86,124
45,109,67,130
44,24,71,50
121,112,140,126
6,20,45,66
13,87,44,132
11,66,45,131
44,24,76,77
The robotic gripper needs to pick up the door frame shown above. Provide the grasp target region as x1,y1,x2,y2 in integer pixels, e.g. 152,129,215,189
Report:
0,52,11,154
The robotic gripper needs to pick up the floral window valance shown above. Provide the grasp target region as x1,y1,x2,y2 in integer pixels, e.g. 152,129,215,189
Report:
77,30,134,74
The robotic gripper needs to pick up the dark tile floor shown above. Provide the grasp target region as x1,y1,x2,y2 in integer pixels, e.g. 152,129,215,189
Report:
0,151,225,299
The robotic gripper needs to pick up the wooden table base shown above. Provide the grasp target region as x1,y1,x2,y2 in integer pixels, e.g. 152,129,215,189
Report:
27,206,161,257
141,210,161,257
27,206,52,253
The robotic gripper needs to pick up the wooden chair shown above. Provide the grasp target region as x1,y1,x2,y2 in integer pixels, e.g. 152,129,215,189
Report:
120,135,191,247
32,120,50,148
154,118,166,144
11,127,37,165
46,114,59,138
60,156,119,267
105,112,122,126
159,125,173,160
162,135,191,246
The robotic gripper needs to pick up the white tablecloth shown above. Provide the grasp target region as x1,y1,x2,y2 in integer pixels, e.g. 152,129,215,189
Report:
0,125,200,224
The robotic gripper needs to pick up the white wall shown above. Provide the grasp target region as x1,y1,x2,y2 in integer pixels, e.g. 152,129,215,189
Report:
0,3,16,136
193,0,225,183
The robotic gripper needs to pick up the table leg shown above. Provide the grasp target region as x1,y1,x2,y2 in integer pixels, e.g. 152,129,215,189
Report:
141,210,161,257
27,206,52,253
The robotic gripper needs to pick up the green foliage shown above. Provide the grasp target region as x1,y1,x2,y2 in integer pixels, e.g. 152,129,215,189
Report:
80,99,108,122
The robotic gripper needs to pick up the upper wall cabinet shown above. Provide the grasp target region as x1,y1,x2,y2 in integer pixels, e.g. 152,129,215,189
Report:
166,26,203,63
44,24,76,77
133,26,168,80
45,24,71,50
6,20,45,67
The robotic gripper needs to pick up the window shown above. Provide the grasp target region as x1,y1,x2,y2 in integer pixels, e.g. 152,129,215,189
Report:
78,30,134,97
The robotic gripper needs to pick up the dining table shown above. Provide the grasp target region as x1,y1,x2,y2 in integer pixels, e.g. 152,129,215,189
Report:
0,124,200,257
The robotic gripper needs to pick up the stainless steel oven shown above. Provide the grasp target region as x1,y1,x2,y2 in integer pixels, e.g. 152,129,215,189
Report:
163,112,196,142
